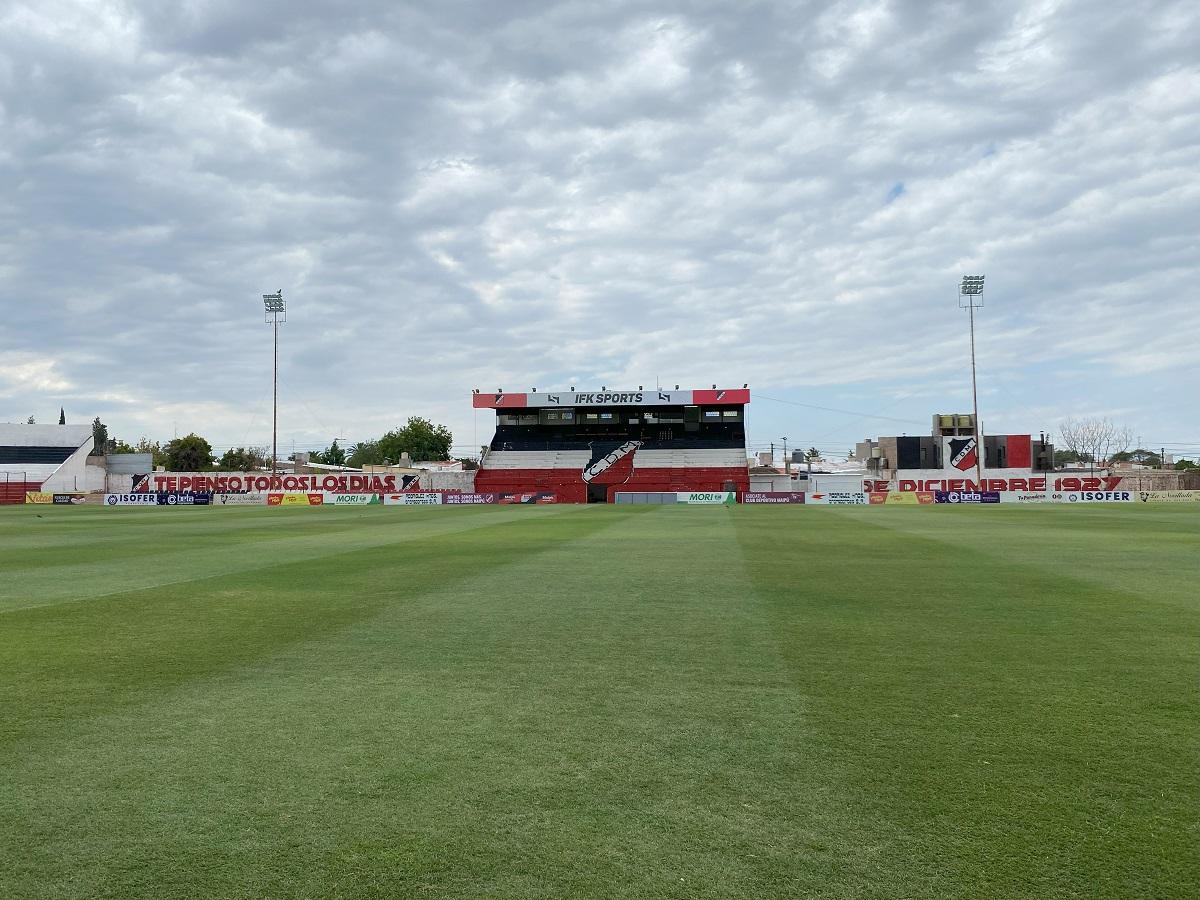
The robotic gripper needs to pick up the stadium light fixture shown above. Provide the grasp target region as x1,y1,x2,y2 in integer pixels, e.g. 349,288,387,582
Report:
262,291,285,477
957,275,986,487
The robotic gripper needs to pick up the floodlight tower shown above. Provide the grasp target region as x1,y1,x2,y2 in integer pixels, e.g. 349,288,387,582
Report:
263,291,286,476
959,275,985,487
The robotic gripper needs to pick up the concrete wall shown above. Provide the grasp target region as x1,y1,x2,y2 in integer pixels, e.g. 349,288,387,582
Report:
40,441,98,492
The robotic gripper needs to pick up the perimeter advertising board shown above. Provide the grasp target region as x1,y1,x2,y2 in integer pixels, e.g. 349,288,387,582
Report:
25,492,53,504
806,492,868,505
934,491,1000,504
1136,491,1200,502
742,492,806,503
443,493,498,504
677,492,735,505
214,493,268,506
383,493,443,505
322,493,382,505
106,493,159,506
869,492,935,505
266,493,324,506
1053,491,1133,503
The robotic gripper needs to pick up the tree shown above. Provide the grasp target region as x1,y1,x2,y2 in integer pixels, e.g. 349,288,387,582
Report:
1057,418,1132,475
58,407,66,425
109,438,138,454
163,434,214,471
1111,449,1162,467
1175,459,1198,471
26,415,35,424
217,446,269,471
91,417,109,456
311,440,347,466
1053,449,1093,467
377,417,453,464
346,440,382,467
804,446,821,474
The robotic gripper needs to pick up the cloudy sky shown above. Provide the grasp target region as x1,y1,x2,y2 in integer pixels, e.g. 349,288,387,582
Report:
2,0,1198,461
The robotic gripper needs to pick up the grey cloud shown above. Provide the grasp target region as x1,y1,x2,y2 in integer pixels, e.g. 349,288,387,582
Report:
1,0,1197,453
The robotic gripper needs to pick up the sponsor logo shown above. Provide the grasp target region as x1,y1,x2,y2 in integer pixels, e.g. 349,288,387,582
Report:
548,394,560,404
498,492,557,504
658,391,671,401
383,493,443,505
1061,491,1133,503
52,494,93,505
869,492,936,505
808,492,868,505
678,492,735,504
742,492,806,503
216,493,267,506
24,492,54,504
934,491,1000,504
157,491,212,505
582,440,642,484
105,493,158,506
1138,491,1200,502
266,493,324,506
323,493,381,505
571,392,644,405
443,493,497,504
948,438,978,472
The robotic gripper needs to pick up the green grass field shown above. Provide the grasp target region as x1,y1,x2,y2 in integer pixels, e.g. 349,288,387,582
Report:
1,503,1197,898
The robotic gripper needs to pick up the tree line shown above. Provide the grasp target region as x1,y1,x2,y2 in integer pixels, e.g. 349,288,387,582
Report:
90,416,455,472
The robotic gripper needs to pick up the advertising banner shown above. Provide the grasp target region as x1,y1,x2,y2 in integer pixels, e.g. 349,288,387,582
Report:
677,492,735,505
933,491,1000,504
473,388,750,409
105,493,159,506
869,492,936,505
383,492,443,505
322,493,382,505
498,492,558,504
214,493,268,506
157,492,212,505
1136,491,1200,503
25,492,54,504
806,492,869,505
1052,491,1134,503
266,493,325,506
443,493,498,504
995,492,1053,504
742,492,806,504
53,494,95,505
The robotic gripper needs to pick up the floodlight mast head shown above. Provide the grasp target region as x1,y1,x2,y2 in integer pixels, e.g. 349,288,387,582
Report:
263,291,286,322
958,275,985,307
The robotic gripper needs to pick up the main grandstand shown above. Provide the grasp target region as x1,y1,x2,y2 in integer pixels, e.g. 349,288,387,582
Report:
472,388,751,502
0,423,94,503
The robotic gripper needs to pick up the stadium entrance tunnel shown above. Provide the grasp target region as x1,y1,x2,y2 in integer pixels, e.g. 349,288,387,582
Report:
587,483,608,503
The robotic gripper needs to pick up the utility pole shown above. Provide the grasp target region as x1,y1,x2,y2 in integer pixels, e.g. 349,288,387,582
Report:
959,275,986,488
781,437,789,474
263,291,286,477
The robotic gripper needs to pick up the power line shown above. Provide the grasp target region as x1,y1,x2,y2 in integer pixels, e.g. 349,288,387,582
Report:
753,393,926,426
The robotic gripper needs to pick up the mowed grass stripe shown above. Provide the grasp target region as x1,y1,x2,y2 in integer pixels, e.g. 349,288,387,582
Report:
0,505,581,613
1,506,829,899
852,504,1200,610
732,505,1200,898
